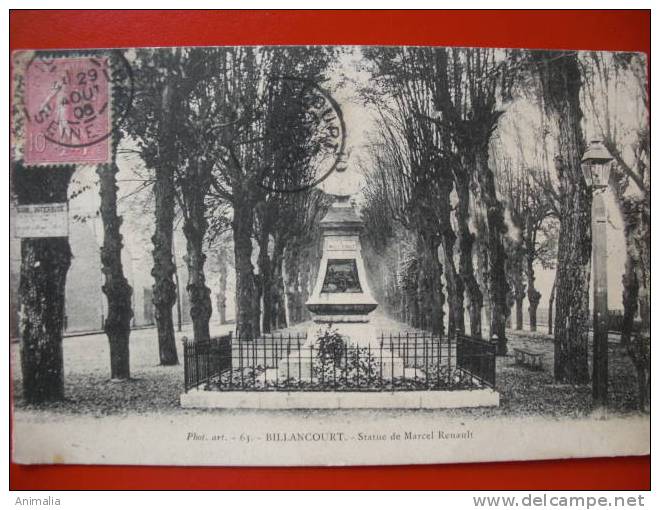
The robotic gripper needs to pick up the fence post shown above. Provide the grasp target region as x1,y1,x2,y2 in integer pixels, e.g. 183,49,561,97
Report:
379,337,383,387
297,338,301,381
448,331,452,375
367,344,372,387
239,335,244,389
182,336,189,392
205,339,210,386
390,336,394,390
490,339,498,387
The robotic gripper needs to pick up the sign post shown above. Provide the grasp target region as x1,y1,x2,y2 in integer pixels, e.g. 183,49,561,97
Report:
16,203,69,238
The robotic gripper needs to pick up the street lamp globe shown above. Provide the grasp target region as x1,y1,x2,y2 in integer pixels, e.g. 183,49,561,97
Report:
581,140,614,190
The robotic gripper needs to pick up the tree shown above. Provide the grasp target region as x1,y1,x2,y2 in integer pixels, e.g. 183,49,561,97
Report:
126,48,209,364
416,47,513,350
178,155,215,344
530,109,563,336
203,47,338,338
95,50,135,379
446,48,511,352
582,51,650,410
14,163,74,402
97,146,133,379
493,128,556,332
282,190,332,326
167,48,235,344
362,47,455,336
206,238,232,325
534,50,591,384
362,144,445,334
363,117,449,336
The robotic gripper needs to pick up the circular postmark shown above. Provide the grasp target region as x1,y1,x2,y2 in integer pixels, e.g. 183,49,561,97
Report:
22,50,133,166
257,76,347,194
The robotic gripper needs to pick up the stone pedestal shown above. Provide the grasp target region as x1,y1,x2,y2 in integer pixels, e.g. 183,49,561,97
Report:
306,315,376,348
276,192,406,382
304,194,378,342
276,344,405,383
277,316,404,383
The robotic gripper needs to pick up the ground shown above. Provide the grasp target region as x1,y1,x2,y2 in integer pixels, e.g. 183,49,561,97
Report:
10,316,645,418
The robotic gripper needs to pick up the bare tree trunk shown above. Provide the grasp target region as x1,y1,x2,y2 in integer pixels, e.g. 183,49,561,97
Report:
233,196,258,339
548,278,556,336
272,239,287,330
620,255,638,347
284,249,301,325
440,230,464,337
173,261,182,332
410,262,422,329
611,168,650,410
515,295,524,331
627,333,650,412
455,174,483,337
151,84,179,365
19,238,71,401
15,164,74,402
475,233,491,335
505,293,514,329
536,50,591,384
627,218,650,410
152,180,178,363
299,248,310,324
258,229,272,334
429,244,445,336
527,255,542,332
511,265,526,332
216,251,228,325
182,203,212,344
475,147,509,354
416,235,440,332
302,244,319,322
97,161,133,379
416,258,427,330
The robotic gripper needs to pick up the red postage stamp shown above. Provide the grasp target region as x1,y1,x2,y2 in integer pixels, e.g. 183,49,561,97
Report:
24,55,113,166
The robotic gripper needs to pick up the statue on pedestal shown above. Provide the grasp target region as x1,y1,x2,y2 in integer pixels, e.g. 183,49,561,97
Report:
276,160,404,382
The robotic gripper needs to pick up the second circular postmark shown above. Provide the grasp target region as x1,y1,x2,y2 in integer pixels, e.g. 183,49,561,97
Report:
257,76,347,194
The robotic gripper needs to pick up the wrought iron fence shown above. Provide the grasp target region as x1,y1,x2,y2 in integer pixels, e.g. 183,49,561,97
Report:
183,331,497,392
182,333,233,391
456,334,497,387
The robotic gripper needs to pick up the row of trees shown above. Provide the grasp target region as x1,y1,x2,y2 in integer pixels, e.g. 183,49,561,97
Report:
359,47,649,407
15,47,341,400
361,47,519,356
118,46,342,369
14,46,649,411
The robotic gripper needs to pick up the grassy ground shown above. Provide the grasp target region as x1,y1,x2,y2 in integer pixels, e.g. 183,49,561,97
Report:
11,323,233,416
10,319,645,418
495,329,643,417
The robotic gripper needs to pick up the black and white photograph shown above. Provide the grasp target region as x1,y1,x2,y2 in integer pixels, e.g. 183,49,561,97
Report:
10,42,650,467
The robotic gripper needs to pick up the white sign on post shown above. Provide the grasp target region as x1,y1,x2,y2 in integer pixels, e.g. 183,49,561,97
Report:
15,203,69,238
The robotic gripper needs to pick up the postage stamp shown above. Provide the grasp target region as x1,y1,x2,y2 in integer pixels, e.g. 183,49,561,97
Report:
15,51,134,167
23,55,113,166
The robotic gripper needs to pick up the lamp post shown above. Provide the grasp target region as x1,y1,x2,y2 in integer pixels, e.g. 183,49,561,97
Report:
581,140,614,409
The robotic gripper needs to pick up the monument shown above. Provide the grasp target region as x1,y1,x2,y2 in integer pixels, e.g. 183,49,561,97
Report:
304,193,379,346
275,161,404,382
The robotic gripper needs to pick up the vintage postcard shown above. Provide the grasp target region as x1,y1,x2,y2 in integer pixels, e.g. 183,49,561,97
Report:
10,45,649,466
